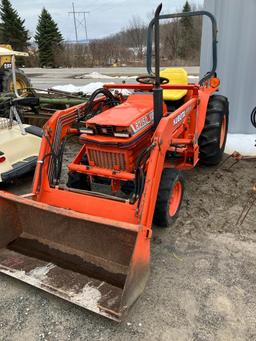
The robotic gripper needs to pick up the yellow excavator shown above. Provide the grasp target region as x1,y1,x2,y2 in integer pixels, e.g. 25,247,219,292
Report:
0,44,31,94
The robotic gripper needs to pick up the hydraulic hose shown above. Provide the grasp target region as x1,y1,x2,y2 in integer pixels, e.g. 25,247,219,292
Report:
79,88,120,121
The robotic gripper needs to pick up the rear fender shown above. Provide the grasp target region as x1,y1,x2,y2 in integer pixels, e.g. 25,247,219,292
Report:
197,87,218,134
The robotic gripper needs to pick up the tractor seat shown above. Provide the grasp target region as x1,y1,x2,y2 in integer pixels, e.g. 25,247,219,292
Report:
160,67,188,101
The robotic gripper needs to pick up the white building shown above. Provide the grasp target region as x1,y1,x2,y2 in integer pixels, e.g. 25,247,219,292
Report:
200,0,256,134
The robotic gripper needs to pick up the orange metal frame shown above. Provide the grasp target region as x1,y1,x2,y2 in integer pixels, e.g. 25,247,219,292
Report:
0,81,217,320
31,82,217,231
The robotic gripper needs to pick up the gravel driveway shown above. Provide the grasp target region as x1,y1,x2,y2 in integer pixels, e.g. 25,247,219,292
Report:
0,154,255,341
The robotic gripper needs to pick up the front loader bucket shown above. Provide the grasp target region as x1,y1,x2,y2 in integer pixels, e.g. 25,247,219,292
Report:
0,191,150,321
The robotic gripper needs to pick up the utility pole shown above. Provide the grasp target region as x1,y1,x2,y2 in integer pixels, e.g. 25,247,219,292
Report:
71,3,78,42
68,3,90,42
83,12,88,42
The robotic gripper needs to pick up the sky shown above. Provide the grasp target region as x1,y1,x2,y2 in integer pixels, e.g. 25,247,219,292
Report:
11,0,204,41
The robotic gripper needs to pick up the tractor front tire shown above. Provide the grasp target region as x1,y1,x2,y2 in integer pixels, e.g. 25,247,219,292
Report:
153,169,185,228
66,154,91,191
67,172,91,191
199,95,229,166
1,69,31,94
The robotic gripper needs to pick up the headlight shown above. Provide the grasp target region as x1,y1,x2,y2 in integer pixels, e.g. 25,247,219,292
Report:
113,132,130,138
81,128,94,134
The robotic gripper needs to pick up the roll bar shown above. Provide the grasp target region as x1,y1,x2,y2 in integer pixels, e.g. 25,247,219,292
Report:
147,4,218,85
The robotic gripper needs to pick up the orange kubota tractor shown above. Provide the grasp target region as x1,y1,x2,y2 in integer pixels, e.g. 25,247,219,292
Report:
0,5,229,321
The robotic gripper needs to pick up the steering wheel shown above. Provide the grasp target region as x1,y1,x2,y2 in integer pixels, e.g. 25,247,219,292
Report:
136,75,169,85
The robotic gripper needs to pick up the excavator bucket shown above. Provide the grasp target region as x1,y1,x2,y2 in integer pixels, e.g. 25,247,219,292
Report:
0,191,150,321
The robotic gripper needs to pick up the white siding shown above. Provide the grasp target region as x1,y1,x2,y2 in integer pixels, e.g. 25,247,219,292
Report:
200,0,256,133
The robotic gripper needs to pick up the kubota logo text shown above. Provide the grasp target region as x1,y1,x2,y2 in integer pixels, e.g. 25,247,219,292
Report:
173,106,193,126
131,111,154,133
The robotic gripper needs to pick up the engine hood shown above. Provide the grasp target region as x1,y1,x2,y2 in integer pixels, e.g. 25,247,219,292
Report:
86,94,154,127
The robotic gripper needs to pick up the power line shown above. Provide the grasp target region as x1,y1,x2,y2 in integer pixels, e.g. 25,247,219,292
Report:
68,2,90,42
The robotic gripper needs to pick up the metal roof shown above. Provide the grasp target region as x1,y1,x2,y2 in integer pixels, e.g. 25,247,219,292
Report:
0,47,29,57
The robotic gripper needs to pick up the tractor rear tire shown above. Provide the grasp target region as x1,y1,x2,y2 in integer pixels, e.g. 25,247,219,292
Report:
199,95,229,166
1,69,31,94
153,169,184,228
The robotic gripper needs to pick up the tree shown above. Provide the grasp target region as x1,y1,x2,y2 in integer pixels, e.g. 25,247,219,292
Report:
35,8,63,68
181,1,193,30
126,16,146,60
0,0,30,51
178,1,194,59
162,19,180,61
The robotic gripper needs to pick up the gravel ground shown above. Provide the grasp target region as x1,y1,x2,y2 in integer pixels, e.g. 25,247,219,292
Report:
0,150,256,340
0,65,255,340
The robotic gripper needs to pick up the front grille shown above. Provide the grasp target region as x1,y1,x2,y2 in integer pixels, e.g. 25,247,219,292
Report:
95,125,114,136
88,149,126,170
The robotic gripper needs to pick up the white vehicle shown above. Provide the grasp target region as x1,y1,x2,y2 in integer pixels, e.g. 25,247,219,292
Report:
0,46,42,182
0,117,42,182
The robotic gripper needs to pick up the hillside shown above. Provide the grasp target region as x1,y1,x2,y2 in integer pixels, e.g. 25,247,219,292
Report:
60,14,202,68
